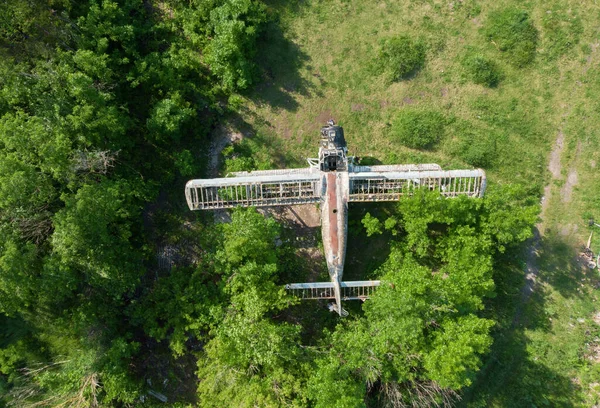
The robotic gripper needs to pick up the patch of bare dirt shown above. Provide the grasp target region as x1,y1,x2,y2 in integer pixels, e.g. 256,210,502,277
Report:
402,97,415,105
261,205,325,279
273,118,293,139
513,228,542,326
561,169,579,202
561,141,582,203
440,87,448,97
549,130,565,179
541,185,552,217
559,223,579,237
515,127,569,325
316,110,333,126
585,342,600,363
208,125,243,177
351,103,365,112
260,205,321,248
583,42,599,75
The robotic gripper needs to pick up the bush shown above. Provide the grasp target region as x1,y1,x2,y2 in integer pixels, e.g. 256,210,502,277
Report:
483,8,538,67
377,35,426,81
462,53,503,87
458,133,496,167
450,121,497,167
391,109,445,149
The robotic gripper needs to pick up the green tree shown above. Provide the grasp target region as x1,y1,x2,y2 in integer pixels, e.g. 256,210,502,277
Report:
203,0,268,91
50,179,143,299
196,209,302,406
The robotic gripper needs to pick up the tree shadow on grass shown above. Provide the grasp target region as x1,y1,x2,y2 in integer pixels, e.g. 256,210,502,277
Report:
221,111,303,168
538,232,599,300
460,234,586,407
250,16,315,112
462,327,581,407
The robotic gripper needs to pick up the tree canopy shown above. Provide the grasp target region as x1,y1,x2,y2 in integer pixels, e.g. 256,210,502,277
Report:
0,1,540,406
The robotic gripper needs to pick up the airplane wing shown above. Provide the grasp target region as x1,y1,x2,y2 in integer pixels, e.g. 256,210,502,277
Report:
348,168,486,202
185,168,321,210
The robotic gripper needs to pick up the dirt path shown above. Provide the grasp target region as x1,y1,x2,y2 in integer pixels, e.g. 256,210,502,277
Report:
512,128,565,326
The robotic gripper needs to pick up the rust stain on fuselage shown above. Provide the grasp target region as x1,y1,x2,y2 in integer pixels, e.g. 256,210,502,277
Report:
326,172,340,258
321,171,349,289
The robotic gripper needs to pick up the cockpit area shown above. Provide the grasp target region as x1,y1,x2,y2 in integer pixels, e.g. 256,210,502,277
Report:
319,120,348,172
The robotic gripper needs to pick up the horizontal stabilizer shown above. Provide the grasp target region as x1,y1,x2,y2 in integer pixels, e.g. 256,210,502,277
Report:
286,280,381,300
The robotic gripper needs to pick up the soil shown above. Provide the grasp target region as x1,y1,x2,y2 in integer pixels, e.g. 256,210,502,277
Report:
548,130,564,180
561,169,579,203
561,141,583,203
208,125,243,177
514,127,566,325
261,205,326,279
513,227,542,326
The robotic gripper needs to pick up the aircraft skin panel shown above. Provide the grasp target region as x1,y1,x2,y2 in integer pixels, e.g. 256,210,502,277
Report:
350,163,442,173
348,169,486,201
320,172,349,315
185,173,321,210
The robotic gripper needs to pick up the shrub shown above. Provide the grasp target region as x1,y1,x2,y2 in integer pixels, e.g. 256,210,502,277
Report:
451,121,497,167
362,213,383,236
391,109,445,149
483,8,538,67
462,53,503,87
458,134,496,167
378,35,426,81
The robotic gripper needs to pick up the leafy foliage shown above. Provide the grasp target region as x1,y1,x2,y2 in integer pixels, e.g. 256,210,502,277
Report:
449,119,498,168
377,35,426,81
391,109,445,149
483,8,539,67
203,0,268,91
0,0,269,405
0,0,550,406
462,53,503,87
361,212,383,236
316,188,538,406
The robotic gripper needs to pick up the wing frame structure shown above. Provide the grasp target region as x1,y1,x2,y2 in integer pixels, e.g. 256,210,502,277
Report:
348,168,486,202
185,168,321,210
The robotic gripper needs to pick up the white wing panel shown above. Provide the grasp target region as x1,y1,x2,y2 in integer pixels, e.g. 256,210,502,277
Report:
349,169,486,202
185,171,321,210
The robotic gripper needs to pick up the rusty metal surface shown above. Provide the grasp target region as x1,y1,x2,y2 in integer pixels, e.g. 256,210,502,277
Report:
325,173,340,262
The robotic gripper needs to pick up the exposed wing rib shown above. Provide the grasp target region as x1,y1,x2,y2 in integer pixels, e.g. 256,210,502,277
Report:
351,163,442,172
185,170,320,210
349,169,486,202
285,281,381,300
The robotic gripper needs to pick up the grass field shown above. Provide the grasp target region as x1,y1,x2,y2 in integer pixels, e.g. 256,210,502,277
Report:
217,0,600,405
